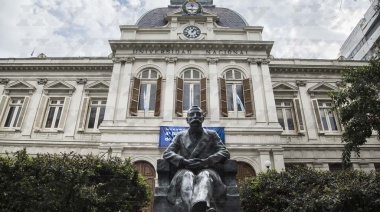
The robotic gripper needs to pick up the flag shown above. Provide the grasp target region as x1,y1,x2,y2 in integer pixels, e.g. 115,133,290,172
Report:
236,92,245,112
143,90,148,110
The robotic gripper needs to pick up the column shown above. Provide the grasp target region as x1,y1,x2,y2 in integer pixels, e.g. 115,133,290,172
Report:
272,149,285,172
207,58,219,123
259,149,271,172
103,58,124,126
163,57,177,122
261,59,279,124
115,57,135,123
248,59,266,124
21,79,45,137
64,78,86,139
297,81,318,141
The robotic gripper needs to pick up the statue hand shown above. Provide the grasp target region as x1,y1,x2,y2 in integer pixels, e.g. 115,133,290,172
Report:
186,159,208,169
182,158,202,167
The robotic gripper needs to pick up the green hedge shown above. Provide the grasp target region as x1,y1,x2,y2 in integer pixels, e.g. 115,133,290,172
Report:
240,166,380,212
0,149,150,212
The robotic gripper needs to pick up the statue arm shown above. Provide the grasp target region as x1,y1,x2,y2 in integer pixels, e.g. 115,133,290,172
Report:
163,135,185,168
205,131,230,166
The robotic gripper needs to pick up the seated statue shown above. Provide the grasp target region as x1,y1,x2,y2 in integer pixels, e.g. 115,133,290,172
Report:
163,106,230,212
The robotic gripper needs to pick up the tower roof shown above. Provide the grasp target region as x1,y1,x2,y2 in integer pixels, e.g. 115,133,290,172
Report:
170,0,213,6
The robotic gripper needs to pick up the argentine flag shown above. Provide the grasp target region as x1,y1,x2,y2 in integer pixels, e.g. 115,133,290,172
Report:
236,92,245,112
143,90,149,111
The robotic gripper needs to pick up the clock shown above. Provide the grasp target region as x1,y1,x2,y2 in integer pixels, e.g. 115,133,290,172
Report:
183,26,201,39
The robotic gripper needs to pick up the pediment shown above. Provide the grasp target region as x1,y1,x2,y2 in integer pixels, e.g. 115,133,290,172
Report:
4,80,36,95
43,80,75,95
272,81,298,96
308,82,338,95
84,81,110,95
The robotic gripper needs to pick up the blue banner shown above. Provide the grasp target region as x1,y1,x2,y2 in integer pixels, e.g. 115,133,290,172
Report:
159,126,225,149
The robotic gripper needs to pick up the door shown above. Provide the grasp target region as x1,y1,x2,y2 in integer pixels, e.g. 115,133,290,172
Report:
236,162,256,187
134,161,156,212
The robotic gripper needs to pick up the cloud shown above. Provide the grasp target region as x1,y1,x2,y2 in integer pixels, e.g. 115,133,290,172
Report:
0,0,371,59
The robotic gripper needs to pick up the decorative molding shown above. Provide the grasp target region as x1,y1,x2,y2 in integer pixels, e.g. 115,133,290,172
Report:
37,78,48,85
207,58,218,64
248,58,262,65
262,58,271,64
296,80,307,87
0,78,10,85
43,80,76,95
125,57,135,63
4,80,36,95
272,81,299,97
308,82,338,96
76,78,87,85
165,57,177,63
112,57,127,63
84,80,110,95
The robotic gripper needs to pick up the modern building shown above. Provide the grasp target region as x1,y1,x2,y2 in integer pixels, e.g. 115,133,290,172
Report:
340,1,380,60
1,0,379,211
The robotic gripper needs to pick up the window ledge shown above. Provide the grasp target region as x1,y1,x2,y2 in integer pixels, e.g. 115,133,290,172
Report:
82,130,101,134
0,128,18,132
319,132,342,136
35,129,61,133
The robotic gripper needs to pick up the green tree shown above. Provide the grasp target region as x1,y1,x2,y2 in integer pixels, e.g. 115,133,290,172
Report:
240,166,380,212
0,149,150,212
330,48,379,165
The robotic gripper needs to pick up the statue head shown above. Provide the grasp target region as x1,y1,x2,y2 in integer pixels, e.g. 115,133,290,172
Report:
186,106,204,128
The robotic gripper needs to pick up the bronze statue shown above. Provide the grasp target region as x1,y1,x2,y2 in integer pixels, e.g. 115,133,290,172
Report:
163,106,230,212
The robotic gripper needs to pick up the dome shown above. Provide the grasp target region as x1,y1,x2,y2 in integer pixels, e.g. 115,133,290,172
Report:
136,7,248,29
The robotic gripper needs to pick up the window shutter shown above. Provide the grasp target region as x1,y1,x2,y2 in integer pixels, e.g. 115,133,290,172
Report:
130,77,141,116
0,95,10,124
154,77,162,117
57,97,71,132
311,99,324,133
219,78,228,117
78,97,90,131
242,78,253,117
293,98,305,133
34,95,49,131
175,77,184,117
15,96,30,130
200,78,207,115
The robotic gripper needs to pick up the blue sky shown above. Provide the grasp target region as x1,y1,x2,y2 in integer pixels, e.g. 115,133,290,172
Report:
0,0,372,59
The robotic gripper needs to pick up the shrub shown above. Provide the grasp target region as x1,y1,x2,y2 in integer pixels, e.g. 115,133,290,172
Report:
240,166,380,212
0,149,150,212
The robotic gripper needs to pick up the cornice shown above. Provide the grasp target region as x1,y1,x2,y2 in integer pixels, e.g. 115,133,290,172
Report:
0,65,113,72
269,65,347,74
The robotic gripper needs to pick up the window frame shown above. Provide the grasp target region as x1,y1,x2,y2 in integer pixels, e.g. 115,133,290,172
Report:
275,100,297,134
135,69,161,117
317,100,341,133
223,69,246,117
181,69,204,113
85,99,107,131
43,98,65,130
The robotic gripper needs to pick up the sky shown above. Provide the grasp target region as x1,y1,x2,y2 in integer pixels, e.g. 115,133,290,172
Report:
0,0,373,59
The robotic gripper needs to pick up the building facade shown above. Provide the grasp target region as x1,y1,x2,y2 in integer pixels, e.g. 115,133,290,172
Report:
340,1,380,60
1,0,380,210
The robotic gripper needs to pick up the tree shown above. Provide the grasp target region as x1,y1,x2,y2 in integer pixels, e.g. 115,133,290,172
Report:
240,166,380,212
0,149,150,212
330,47,380,165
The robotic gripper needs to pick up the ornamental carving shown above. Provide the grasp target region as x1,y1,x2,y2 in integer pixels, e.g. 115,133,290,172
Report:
0,78,10,85
37,78,48,85
296,80,307,87
207,58,218,64
166,57,177,63
76,78,88,85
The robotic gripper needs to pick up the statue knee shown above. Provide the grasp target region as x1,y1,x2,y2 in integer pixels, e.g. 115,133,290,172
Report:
197,170,210,178
183,170,195,180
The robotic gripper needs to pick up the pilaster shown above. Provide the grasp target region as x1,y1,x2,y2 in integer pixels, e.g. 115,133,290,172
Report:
163,57,177,122
103,58,124,125
248,59,266,124
259,149,271,172
272,149,285,172
260,59,278,124
207,58,219,123
297,81,318,141
115,57,135,123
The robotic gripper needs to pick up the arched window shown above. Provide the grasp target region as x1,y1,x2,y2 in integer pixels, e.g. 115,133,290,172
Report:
130,69,162,116
219,69,253,117
176,69,207,116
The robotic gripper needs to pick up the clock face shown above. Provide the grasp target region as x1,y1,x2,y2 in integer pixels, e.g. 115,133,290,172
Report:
185,2,200,15
183,26,201,39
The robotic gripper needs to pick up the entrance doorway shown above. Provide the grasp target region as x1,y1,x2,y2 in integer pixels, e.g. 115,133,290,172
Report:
236,162,256,186
134,161,156,212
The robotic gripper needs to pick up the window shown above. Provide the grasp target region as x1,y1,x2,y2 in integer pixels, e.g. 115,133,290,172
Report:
276,100,296,133
44,99,65,129
86,100,106,130
312,100,340,133
175,69,207,116
130,69,162,116
0,96,30,130
375,163,380,173
219,69,253,117
34,96,71,132
329,163,352,172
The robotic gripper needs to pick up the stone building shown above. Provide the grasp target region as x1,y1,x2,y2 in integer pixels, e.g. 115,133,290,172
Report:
0,0,379,211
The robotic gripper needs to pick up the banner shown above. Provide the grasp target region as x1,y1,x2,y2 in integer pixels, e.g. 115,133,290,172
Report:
159,126,225,149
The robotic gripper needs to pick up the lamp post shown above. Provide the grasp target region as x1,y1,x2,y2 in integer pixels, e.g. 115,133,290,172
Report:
264,160,272,172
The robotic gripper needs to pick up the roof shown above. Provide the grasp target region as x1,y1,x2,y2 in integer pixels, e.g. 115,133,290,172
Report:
136,7,248,29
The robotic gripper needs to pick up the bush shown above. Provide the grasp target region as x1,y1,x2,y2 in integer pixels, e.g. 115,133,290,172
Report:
0,149,150,212
240,166,380,212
